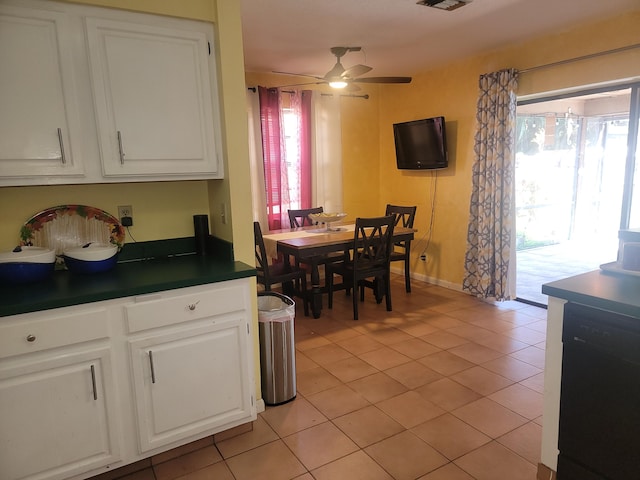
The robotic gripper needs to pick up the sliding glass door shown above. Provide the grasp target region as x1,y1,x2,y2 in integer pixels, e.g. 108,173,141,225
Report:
515,83,640,305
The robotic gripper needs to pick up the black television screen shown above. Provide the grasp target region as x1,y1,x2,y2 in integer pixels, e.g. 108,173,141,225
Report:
393,116,448,170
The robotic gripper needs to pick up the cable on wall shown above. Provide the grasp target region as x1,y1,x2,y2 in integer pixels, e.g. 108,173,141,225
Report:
418,170,438,260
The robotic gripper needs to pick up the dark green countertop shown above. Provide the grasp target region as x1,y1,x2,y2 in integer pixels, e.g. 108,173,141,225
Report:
542,269,640,318
1,248,256,318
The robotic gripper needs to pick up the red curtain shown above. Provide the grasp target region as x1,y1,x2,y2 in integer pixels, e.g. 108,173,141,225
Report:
258,87,288,230
258,87,312,230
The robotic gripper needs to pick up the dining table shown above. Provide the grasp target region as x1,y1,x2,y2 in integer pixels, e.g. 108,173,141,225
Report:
262,223,415,318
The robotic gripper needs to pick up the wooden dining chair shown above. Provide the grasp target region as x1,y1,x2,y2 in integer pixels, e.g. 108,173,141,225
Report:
288,207,324,227
254,222,309,315
325,215,395,320
385,204,417,292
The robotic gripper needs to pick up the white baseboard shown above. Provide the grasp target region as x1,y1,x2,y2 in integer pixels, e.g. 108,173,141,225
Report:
390,265,463,293
256,398,265,413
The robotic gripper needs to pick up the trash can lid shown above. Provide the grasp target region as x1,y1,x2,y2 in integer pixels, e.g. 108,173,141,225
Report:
258,291,294,308
257,292,295,322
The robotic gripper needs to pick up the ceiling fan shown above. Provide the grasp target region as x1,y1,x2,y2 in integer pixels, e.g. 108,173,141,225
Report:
275,46,412,89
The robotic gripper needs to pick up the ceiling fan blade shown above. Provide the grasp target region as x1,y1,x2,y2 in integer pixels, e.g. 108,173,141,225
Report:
324,62,345,80
341,64,372,78
352,76,412,84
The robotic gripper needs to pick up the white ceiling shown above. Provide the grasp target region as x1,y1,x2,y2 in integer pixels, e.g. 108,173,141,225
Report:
240,0,639,80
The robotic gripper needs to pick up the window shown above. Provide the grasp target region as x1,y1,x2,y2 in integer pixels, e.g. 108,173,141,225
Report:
515,83,640,305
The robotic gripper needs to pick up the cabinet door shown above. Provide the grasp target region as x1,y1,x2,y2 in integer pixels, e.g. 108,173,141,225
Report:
85,17,222,179
129,319,253,453
0,347,120,480
0,4,84,180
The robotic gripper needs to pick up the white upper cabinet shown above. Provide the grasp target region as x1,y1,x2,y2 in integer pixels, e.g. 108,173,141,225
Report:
0,0,223,185
85,17,222,178
0,5,84,179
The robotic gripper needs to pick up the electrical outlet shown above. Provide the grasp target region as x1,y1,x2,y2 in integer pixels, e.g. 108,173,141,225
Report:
420,254,427,261
118,205,132,219
118,205,133,226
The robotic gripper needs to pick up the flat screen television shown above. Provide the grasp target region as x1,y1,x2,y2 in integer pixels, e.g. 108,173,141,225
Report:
393,116,448,170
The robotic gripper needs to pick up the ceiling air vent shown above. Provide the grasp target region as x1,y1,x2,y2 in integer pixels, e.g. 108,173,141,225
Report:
417,0,472,11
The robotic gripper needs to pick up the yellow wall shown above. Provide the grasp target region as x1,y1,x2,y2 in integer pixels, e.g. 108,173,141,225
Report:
248,10,640,290
0,182,210,245
380,10,640,288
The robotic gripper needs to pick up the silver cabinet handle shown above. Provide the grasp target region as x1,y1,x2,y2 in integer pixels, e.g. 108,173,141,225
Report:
187,301,200,311
117,130,125,164
90,364,98,401
149,350,156,384
26,334,36,342
57,128,66,164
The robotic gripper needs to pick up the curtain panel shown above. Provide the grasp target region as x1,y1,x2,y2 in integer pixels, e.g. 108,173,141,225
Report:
295,90,313,209
247,90,268,227
258,86,289,230
311,92,343,213
463,68,519,301
248,88,343,231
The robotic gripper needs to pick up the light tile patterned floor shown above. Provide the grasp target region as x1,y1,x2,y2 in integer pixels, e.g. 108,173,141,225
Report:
94,275,546,480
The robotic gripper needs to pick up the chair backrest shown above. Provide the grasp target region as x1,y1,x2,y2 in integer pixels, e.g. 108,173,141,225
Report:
353,215,396,268
385,204,417,229
288,207,324,227
253,222,270,280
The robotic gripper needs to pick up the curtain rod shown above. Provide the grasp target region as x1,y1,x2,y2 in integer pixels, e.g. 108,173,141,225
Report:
247,87,368,99
520,43,640,74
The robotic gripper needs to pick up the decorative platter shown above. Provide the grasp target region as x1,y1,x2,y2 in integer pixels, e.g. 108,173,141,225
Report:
19,205,125,256
308,212,348,224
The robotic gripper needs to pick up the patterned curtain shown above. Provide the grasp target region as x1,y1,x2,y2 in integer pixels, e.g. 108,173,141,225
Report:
463,69,519,300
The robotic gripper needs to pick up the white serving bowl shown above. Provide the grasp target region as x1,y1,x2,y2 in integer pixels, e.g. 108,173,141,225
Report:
63,243,118,262
62,243,119,274
0,247,56,284
0,246,56,264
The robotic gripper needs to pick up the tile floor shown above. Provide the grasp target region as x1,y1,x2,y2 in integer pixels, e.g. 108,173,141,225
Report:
96,275,547,480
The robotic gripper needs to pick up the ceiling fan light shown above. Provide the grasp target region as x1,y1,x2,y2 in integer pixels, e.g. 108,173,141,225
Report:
329,80,348,89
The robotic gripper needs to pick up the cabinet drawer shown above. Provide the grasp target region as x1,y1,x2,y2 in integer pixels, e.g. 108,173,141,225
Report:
125,283,248,333
0,308,110,359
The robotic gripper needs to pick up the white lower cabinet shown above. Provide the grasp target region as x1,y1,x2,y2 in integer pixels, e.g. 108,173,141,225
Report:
129,320,251,452
0,349,120,480
0,308,119,480
0,279,256,480
125,280,255,454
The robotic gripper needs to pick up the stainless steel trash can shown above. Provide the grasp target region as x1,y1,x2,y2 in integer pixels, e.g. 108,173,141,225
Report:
258,292,297,405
